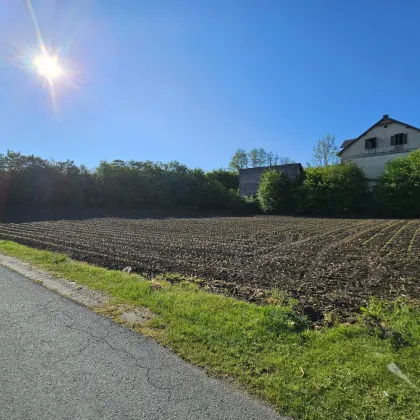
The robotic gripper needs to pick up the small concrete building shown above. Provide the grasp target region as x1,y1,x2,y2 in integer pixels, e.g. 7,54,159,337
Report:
239,163,303,197
339,114,420,182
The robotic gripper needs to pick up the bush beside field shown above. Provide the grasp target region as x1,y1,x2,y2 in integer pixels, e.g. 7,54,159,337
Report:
255,162,370,216
257,149,420,218
0,151,248,222
374,149,420,217
1,149,420,222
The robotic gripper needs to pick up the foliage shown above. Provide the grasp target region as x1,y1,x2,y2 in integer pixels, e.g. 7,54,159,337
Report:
248,148,260,167
374,150,420,217
257,170,298,214
2,240,419,420
229,148,249,170
312,133,339,167
0,151,97,221
277,156,295,165
0,150,250,222
205,169,239,191
262,304,309,334
248,147,270,168
7,146,420,221
266,151,275,166
298,162,368,215
229,148,294,170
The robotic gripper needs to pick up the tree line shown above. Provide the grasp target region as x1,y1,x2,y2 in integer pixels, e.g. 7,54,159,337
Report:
2,137,418,223
229,134,339,170
229,148,295,170
0,151,246,222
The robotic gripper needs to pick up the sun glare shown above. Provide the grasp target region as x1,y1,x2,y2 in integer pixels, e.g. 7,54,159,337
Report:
14,0,81,113
33,52,63,81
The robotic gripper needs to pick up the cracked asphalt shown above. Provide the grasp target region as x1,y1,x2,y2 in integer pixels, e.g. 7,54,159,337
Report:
0,266,285,420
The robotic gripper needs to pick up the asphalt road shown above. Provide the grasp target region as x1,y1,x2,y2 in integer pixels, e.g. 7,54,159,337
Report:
0,265,284,420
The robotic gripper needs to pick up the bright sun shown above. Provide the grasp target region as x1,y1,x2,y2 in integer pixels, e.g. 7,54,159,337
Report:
33,52,63,81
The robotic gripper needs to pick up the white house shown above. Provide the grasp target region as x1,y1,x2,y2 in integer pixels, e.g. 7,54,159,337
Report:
338,114,420,181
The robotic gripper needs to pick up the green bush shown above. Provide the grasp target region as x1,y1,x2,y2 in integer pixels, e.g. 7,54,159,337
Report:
298,163,368,215
373,149,420,217
241,195,261,213
256,170,298,214
205,169,239,191
0,151,252,222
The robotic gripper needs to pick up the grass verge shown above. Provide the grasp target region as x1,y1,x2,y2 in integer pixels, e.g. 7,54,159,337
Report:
1,240,419,419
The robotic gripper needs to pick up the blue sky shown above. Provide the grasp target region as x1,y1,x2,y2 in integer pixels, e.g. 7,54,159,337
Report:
1,0,420,170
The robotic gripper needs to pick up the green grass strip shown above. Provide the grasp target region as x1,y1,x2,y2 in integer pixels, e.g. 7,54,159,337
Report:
0,240,419,420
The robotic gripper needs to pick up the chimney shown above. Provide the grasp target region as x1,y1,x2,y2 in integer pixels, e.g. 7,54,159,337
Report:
383,114,389,119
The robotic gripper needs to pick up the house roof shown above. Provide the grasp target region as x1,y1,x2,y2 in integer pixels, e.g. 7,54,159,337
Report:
340,139,356,148
338,114,420,155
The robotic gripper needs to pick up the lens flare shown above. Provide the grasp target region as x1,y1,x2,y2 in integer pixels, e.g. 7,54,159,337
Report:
17,0,81,112
33,50,63,81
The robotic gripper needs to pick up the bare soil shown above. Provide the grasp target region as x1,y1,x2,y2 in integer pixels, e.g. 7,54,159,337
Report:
1,216,419,321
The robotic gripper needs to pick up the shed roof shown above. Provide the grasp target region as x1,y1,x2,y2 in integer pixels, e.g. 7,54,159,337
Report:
238,163,303,173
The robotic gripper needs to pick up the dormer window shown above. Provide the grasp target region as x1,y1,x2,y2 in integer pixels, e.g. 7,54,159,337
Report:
365,137,377,149
391,133,407,146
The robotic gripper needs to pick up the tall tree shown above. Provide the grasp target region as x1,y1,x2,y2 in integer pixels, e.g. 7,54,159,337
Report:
278,157,295,165
266,151,274,166
248,148,260,168
231,148,295,168
229,149,249,170
257,148,267,167
312,134,339,167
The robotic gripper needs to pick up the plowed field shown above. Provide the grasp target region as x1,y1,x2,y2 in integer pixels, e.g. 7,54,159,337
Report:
1,216,419,321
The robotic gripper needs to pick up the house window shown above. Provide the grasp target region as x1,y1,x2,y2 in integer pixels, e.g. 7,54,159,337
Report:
365,137,377,149
391,133,408,146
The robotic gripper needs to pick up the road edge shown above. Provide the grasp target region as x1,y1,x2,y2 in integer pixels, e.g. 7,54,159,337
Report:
0,252,109,308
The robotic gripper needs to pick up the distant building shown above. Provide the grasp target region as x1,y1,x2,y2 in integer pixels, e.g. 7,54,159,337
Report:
239,163,303,197
339,114,420,182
